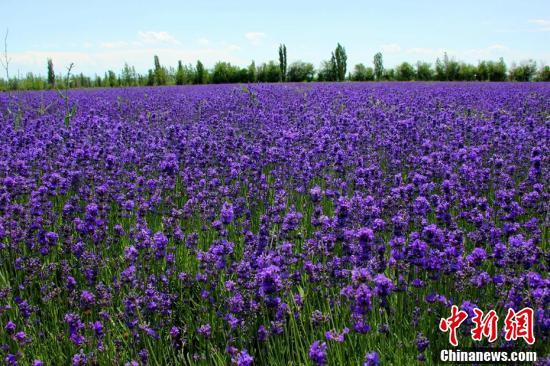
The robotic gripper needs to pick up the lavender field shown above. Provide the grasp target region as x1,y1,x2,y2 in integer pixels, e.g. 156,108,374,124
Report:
0,83,548,365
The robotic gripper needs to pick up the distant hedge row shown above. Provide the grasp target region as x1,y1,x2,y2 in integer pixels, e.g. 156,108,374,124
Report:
1,44,548,91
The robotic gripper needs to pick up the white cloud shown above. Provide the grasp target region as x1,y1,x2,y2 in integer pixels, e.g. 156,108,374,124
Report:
196,37,210,46
401,45,512,61
405,47,446,58
137,31,181,45
6,29,254,75
528,19,550,32
100,41,129,49
461,45,509,59
244,32,266,46
225,44,241,52
381,43,401,54
8,45,244,75
487,44,508,51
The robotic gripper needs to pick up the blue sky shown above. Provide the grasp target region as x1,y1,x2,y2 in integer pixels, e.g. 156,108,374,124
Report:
1,0,549,76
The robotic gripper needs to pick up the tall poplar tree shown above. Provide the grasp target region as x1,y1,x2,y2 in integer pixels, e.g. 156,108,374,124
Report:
176,60,185,85
278,44,287,82
153,55,166,85
195,60,205,84
334,43,347,81
47,58,55,87
373,52,384,81
329,52,337,81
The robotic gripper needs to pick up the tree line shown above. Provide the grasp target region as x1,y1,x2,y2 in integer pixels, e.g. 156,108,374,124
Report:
1,43,549,90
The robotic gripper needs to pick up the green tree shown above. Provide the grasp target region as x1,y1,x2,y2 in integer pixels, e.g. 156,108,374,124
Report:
440,52,460,80
537,65,550,81
165,66,176,85
488,58,507,81
278,44,287,82
416,62,433,81
47,58,55,87
211,62,229,84
383,68,395,81
352,63,374,81
457,63,476,81
106,70,118,87
211,62,243,83
94,75,102,87
320,52,339,82
22,72,46,90
477,61,489,81
373,52,384,81
153,55,167,85
287,61,315,82
194,60,205,84
509,60,537,81
146,69,155,86
237,67,249,83
334,43,347,81
121,62,136,86
247,61,256,82
176,60,185,85
317,60,333,81
317,58,338,81
330,53,337,81
256,61,280,82
80,73,91,88
435,57,446,81
396,62,415,81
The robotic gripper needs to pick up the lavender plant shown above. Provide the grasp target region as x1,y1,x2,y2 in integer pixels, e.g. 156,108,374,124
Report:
0,82,548,365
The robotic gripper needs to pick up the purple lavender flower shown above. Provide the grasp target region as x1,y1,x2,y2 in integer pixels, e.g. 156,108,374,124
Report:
72,350,87,366
13,331,27,343
1,81,548,365
153,231,168,258
309,341,328,365
364,352,380,366
233,349,253,366
91,321,103,337
80,290,95,307
325,327,349,342
139,349,149,364
257,265,283,296
5,321,16,334
373,274,395,297
4,354,18,366
258,325,269,341
416,332,430,353
221,202,235,224
198,324,212,338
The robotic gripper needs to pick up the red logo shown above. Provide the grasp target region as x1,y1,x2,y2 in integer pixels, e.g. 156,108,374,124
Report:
471,308,498,343
439,306,535,346
439,305,468,346
504,308,535,345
